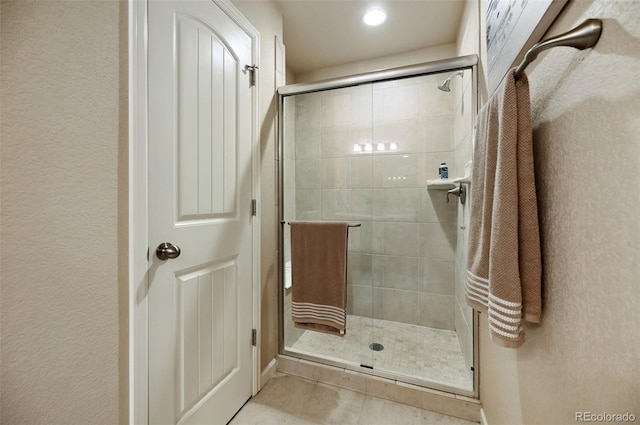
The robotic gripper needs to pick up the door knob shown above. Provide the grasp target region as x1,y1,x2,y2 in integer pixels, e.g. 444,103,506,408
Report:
156,242,181,260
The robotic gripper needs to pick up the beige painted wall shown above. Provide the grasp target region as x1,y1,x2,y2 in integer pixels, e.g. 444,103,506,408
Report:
295,43,457,83
479,1,640,423
0,1,128,424
456,0,480,58
232,0,284,374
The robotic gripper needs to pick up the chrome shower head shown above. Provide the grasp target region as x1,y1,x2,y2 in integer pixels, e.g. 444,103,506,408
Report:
437,71,463,92
437,79,451,92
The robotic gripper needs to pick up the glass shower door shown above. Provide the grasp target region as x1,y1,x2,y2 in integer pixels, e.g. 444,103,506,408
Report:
281,83,375,370
280,64,477,394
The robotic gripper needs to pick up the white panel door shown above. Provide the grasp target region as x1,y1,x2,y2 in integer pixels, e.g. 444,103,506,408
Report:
148,1,254,424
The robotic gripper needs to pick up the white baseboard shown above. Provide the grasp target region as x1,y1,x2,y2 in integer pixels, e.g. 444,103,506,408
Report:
260,358,278,390
480,408,489,425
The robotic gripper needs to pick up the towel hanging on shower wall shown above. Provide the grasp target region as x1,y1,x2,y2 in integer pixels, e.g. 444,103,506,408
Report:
290,221,349,336
465,69,542,349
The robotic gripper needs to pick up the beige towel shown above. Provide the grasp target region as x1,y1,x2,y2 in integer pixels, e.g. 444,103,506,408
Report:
465,69,541,348
290,221,349,336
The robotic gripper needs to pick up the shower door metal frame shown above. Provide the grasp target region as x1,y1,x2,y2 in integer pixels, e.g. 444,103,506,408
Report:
276,54,480,399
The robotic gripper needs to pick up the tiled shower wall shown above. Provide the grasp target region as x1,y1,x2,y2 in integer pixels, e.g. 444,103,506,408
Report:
285,73,462,331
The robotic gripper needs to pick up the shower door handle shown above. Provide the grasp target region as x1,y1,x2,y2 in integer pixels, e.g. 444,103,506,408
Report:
156,242,181,260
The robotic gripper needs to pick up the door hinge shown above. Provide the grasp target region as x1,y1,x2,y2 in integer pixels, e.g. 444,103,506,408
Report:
252,329,257,346
243,64,258,87
251,199,257,216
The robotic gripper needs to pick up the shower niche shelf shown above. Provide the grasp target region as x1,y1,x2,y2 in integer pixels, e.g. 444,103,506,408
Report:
426,179,456,190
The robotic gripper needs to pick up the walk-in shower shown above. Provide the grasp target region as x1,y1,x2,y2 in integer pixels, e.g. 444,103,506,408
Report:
278,55,478,396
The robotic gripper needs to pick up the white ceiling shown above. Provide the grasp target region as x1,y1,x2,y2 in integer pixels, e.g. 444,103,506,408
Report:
276,0,466,75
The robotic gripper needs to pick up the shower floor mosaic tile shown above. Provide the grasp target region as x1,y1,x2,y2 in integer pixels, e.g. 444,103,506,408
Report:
288,315,473,392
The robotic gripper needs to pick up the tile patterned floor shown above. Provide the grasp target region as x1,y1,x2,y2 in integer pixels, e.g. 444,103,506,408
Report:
288,315,473,392
229,373,478,425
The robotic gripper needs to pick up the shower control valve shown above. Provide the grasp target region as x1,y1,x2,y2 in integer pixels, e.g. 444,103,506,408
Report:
447,185,466,205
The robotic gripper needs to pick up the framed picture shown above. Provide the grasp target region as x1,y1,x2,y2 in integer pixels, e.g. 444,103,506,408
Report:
486,0,567,94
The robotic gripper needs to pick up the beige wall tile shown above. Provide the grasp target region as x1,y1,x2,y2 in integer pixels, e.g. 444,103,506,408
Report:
382,189,421,222
349,156,374,189
419,294,455,330
295,92,322,129
348,253,373,286
347,222,373,253
321,189,373,220
420,258,455,295
381,154,423,188
373,119,424,154
424,152,455,181
383,223,421,256
383,255,420,291
421,188,458,223
295,159,322,189
320,125,355,158
381,289,420,325
294,127,321,160
373,84,421,122
422,115,455,153
350,284,373,317
321,157,348,189
419,75,456,117
420,223,456,260
295,189,321,219
371,156,385,187
370,223,385,255
321,91,352,127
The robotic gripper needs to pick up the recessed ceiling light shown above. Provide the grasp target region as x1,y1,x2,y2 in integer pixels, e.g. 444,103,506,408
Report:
363,7,386,26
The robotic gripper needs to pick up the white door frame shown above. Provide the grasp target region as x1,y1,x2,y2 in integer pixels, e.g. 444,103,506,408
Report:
128,1,261,423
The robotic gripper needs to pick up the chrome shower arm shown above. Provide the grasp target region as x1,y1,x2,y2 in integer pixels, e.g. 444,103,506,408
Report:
514,19,603,80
